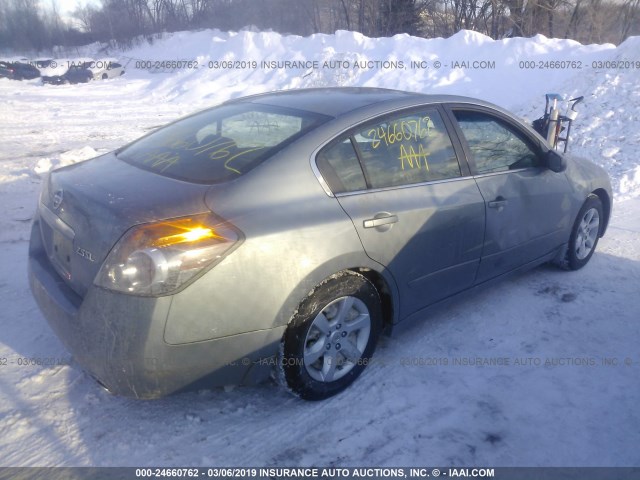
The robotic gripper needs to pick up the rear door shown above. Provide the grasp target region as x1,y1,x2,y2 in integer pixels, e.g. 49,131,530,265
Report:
316,106,485,318
446,106,573,283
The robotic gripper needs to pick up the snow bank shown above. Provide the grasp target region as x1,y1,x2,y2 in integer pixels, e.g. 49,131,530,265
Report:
114,29,616,106
34,146,99,176
3,29,639,200
86,28,636,199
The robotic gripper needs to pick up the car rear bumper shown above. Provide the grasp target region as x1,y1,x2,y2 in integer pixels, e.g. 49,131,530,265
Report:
28,219,284,399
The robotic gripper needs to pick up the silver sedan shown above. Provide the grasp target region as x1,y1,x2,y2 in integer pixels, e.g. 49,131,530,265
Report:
29,88,612,400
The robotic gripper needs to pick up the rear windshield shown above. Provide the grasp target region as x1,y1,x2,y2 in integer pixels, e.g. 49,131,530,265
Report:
117,103,330,183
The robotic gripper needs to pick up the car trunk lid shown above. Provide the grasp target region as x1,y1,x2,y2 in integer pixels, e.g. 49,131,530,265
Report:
39,153,210,297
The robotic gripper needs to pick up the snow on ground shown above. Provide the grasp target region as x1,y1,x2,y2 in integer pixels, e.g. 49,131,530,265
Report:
0,29,639,467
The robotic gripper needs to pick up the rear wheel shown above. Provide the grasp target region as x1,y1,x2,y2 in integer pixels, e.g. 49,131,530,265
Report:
559,195,603,270
279,271,382,400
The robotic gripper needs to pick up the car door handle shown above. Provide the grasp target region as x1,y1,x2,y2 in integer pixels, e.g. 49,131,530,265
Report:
363,214,398,228
488,197,508,209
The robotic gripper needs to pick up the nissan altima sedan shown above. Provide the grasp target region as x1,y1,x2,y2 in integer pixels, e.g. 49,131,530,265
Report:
29,88,612,400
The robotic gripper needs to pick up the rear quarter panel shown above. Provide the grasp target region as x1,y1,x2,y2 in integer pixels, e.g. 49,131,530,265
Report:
164,128,397,345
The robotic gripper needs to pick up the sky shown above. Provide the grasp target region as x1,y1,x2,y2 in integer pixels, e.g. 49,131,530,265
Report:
53,0,99,17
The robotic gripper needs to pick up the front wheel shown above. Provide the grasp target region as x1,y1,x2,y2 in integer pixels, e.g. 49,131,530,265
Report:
278,271,382,400
560,195,603,270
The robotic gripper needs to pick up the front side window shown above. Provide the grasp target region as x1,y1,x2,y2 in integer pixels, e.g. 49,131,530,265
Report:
351,109,461,189
453,110,541,174
118,104,329,183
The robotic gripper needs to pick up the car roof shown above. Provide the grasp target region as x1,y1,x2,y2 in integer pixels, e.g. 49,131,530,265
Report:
228,87,500,118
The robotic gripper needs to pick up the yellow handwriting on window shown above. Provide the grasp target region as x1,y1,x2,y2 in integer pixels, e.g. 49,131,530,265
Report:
399,143,430,171
140,151,181,171
367,116,432,149
190,137,235,156
138,136,267,175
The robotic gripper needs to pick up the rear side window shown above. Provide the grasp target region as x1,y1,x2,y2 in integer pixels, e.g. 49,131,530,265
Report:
316,138,367,194
352,109,461,189
118,103,330,183
453,110,541,174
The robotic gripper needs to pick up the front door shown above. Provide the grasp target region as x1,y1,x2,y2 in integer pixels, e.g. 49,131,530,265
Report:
449,107,573,283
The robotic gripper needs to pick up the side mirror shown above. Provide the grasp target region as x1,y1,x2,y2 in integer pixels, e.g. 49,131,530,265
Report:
546,149,567,173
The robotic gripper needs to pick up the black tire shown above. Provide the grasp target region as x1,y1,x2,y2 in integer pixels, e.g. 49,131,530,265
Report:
559,194,603,270
279,271,382,401
102,73,108,80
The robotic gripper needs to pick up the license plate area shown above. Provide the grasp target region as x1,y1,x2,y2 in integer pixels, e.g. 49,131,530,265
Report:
51,230,73,280
39,203,76,281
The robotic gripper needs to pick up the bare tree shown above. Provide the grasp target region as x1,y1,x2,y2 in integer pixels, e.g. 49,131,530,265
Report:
619,0,640,41
2,0,637,53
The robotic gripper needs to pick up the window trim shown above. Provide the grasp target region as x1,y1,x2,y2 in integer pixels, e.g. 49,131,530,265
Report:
444,104,548,176
349,133,373,189
333,174,476,198
311,103,468,196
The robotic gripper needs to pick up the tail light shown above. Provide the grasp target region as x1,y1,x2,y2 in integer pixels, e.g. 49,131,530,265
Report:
95,213,242,296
